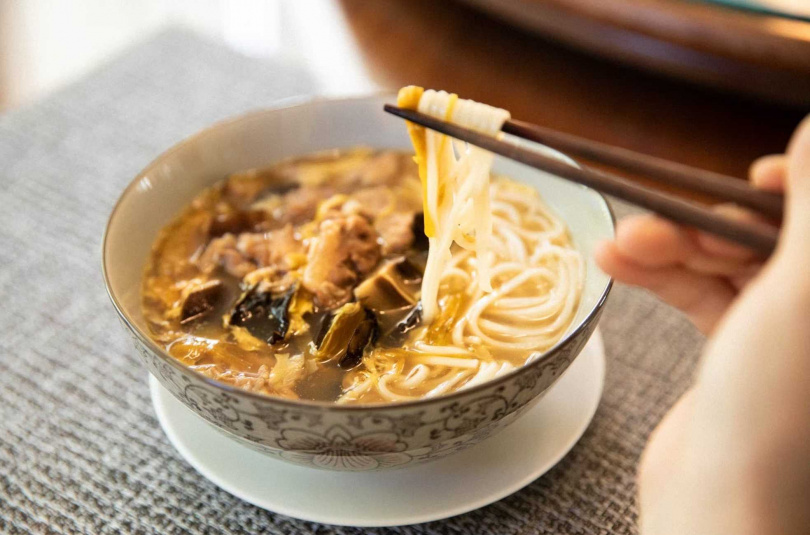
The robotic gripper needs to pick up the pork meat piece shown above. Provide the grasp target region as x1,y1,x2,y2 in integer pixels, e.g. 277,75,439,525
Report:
317,187,396,222
303,215,381,309
236,225,303,270
197,225,303,279
196,234,257,278
280,186,335,225
374,211,416,255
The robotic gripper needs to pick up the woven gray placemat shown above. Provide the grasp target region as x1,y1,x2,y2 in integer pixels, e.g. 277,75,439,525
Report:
0,29,705,535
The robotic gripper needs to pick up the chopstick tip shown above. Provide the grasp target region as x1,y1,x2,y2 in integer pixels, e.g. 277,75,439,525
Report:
383,103,405,116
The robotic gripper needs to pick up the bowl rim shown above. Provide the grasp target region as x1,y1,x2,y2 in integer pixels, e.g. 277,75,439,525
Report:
102,92,615,412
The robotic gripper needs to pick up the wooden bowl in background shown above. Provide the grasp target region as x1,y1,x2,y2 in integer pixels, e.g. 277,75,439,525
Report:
459,0,810,106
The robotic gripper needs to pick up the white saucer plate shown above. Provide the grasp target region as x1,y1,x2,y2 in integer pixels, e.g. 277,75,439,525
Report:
150,330,605,527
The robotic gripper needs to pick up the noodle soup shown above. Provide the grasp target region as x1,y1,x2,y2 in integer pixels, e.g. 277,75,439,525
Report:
142,148,582,404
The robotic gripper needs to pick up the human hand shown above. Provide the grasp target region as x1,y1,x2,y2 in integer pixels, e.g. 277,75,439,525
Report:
595,154,786,334
599,116,810,535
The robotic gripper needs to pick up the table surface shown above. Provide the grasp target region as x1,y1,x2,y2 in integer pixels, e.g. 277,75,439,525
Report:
339,0,807,193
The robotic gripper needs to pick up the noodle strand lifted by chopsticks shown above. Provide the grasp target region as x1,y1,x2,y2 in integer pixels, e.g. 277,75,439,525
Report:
397,87,510,323
338,87,584,404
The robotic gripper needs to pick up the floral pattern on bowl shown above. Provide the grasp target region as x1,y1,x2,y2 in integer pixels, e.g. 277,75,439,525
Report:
122,303,602,471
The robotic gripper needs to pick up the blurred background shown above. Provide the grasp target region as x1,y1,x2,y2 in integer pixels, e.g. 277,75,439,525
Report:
0,0,376,111
3,0,810,111
2,0,809,183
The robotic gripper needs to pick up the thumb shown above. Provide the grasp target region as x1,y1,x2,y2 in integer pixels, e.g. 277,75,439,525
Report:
781,115,810,248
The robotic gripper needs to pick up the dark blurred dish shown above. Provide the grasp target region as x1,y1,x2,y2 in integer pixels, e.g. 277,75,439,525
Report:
459,0,810,105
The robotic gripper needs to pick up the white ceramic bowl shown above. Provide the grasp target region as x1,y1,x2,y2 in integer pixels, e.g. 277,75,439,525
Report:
103,94,614,471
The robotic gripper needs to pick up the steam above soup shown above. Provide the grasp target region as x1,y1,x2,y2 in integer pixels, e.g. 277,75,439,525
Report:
141,90,583,404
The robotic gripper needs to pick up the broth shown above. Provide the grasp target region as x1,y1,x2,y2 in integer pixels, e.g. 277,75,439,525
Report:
141,148,582,404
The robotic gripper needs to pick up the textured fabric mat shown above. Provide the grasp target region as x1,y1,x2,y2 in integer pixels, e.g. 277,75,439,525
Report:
0,30,705,535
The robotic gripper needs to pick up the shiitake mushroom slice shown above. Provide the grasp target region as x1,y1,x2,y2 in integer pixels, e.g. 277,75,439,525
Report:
180,280,224,325
390,302,422,340
354,257,420,312
354,257,423,342
411,212,429,252
392,256,423,285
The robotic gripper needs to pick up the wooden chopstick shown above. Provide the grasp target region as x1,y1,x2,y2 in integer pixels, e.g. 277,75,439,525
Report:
384,104,780,255
503,119,784,219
